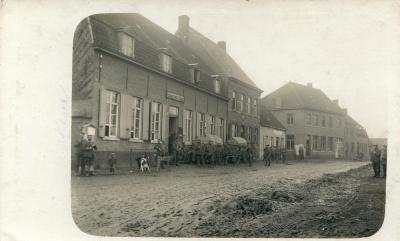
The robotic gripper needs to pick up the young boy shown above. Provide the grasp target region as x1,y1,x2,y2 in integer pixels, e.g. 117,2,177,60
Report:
108,153,117,175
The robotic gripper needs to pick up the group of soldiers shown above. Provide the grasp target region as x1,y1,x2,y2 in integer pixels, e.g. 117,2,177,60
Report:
370,144,387,178
154,135,257,168
262,145,287,167
74,134,97,176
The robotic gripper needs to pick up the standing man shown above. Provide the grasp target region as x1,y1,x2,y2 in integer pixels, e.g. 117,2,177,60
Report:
154,140,166,171
263,145,271,167
172,134,183,166
281,146,287,164
381,145,387,178
299,145,305,161
370,145,381,178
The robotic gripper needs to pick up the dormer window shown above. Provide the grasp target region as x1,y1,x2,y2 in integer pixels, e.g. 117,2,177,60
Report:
117,32,135,57
189,65,200,83
159,53,172,74
214,78,221,93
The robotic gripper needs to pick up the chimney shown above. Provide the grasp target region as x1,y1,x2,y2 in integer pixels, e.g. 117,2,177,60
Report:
306,82,313,88
217,41,226,51
177,15,190,41
333,99,339,105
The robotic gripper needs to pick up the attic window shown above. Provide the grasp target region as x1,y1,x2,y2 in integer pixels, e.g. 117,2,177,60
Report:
214,79,221,93
117,32,135,57
190,68,200,83
159,53,172,74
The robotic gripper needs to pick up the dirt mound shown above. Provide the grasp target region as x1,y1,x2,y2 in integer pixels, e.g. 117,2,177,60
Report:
270,191,303,203
222,196,273,215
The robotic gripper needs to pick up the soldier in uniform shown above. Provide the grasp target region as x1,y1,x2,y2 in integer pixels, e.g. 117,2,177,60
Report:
193,137,204,167
263,145,271,167
381,145,387,178
299,145,305,161
281,147,287,164
204,141,215,167
172,135,183,166
370,145,381,177
154,140,166,170
246,144,254,167
80,135,96,176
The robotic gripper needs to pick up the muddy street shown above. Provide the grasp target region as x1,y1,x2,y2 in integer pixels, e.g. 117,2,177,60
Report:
71,160,383,237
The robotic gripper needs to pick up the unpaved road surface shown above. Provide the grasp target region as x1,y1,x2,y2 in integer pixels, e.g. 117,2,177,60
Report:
71,160,382,237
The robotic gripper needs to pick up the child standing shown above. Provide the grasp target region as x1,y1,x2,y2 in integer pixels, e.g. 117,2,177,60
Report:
108,153,117,175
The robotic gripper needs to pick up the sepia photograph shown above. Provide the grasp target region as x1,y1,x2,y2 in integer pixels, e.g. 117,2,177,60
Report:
1,1,400,241
71,10,387,238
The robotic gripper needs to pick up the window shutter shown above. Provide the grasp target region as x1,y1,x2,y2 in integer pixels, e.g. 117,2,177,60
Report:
119,94,131,139
161,104,168,142
142,99,150,140
182,110,187,143
98,87,108,137
196,112,201,138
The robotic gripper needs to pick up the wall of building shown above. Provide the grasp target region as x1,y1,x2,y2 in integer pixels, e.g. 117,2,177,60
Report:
259,126,286,158
72,50,228,170
271,109,346,160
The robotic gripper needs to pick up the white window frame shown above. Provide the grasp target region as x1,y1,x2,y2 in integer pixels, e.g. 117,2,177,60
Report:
105,90,119,138
118,32,135,57
159,53,172,73
151,102,162,141
130,97,143,140
287,113,294,125
209,115,216,135
232,91,237,110
231,124,237,137
252,99,257,116
239,94,244,112
199,113,206,137
214,79,221,93
217,118,224,140
184,109,193,143
247,97,251,114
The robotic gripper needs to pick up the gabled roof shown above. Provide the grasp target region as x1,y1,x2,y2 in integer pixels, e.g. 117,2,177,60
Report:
88,13,217,86
261,82,344,115
176,26,261,91
260,105,286,131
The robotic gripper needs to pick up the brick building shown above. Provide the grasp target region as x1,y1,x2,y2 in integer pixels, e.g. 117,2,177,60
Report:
72,14,231,168
261,82,350,160
175,15,263,148
72,13,261,168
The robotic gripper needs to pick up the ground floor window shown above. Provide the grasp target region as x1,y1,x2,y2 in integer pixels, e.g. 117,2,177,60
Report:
320,136,326,151
328,137,334,151
209,115,216,135
313,135,319,150
130,97,143,140
151,102,162,141
105,90,119,137
217,118,224,140
263,136,269,147
271,136,274,147
286,135,295,150
184,109,193,143
199,113,206,137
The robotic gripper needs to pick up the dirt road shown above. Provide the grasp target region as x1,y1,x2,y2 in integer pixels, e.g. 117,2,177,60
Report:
71,160,379,237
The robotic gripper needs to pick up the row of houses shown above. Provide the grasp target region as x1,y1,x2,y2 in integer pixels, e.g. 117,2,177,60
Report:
72,13,370,168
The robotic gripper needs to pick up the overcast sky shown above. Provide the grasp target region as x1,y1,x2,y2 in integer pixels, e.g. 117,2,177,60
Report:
137,1,398,138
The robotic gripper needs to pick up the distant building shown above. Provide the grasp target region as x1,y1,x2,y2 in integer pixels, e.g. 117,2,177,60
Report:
369,138,387,149
259,105,286,158
344,114,370,160
261,82,368,160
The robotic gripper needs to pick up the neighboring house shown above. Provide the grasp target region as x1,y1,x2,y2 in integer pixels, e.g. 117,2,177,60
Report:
344,114,370,160
261,82,347,159
369,138,387,149
175,15,263,151
72,14,230,169
259,105,286,158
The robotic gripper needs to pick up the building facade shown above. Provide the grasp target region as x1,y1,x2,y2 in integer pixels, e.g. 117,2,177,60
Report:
259,106,286,158
72,13,262,168
72,14,230,169
344,114,370,160
261,82,353,160
175,15,263,151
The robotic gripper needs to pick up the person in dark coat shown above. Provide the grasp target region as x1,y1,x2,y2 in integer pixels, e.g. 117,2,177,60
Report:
370,145,381,177
108,153,117,175
381,145,387,178
263,145,272,167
